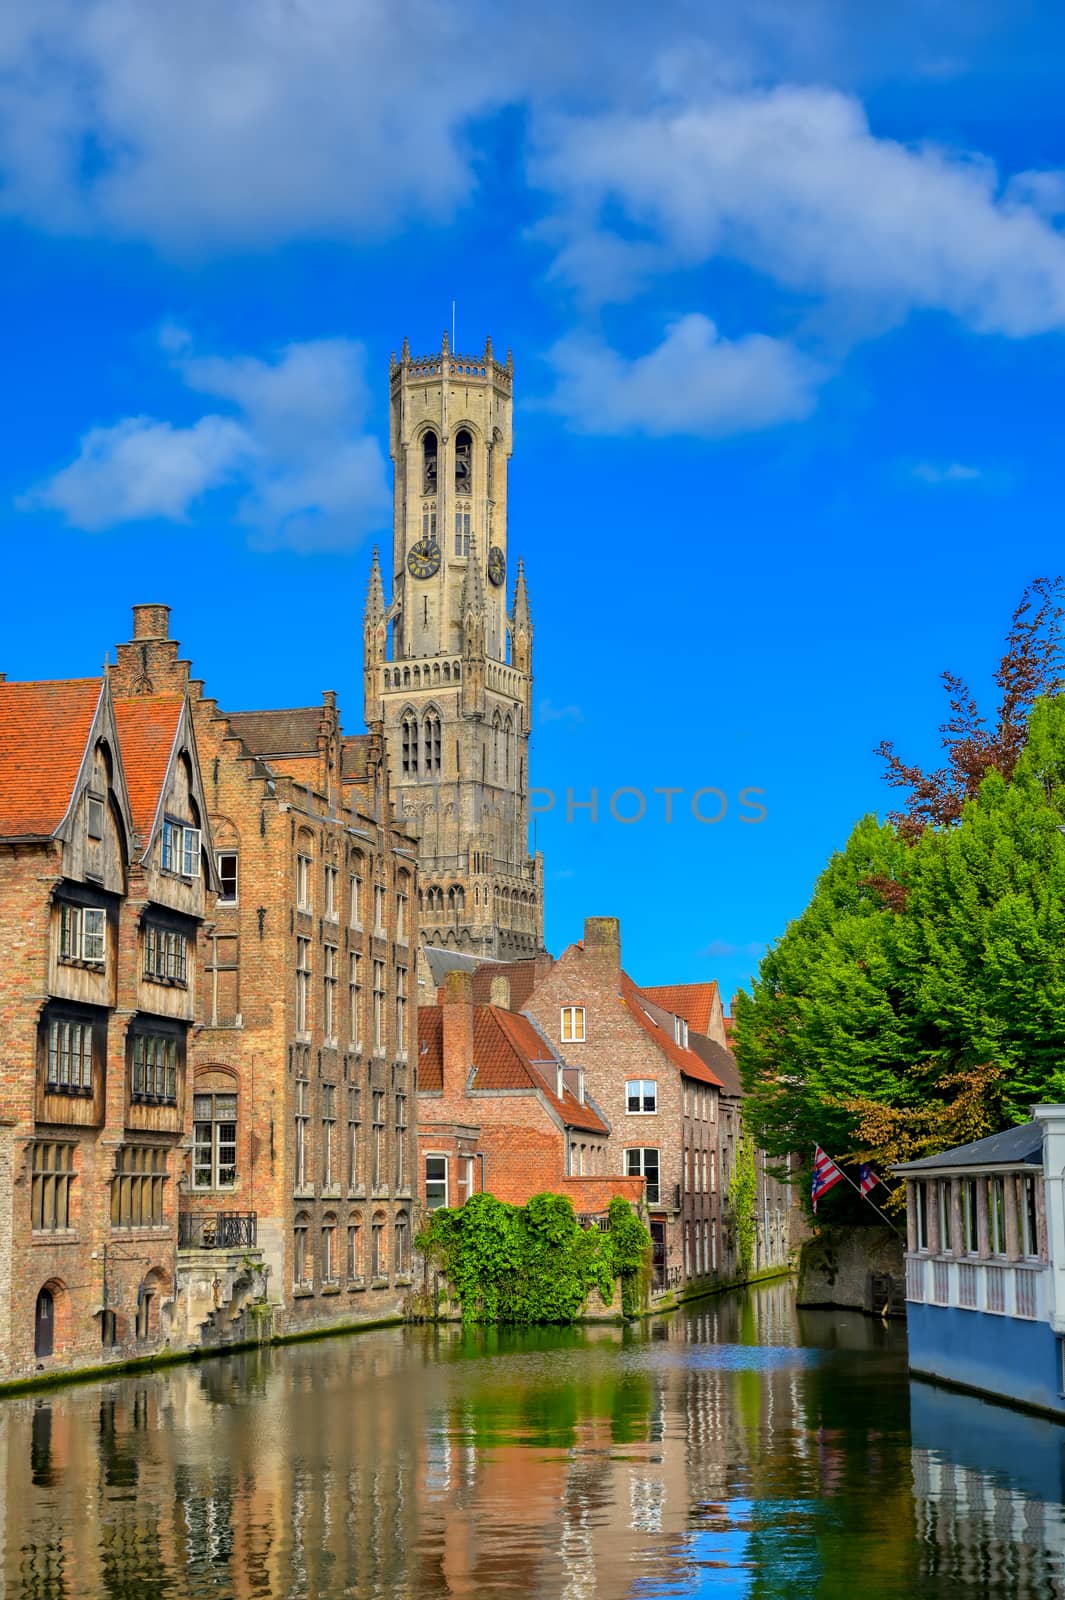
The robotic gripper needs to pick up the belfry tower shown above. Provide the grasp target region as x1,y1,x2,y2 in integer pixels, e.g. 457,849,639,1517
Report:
364,333,544,970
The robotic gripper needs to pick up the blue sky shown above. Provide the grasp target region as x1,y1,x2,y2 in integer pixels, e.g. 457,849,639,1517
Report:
2,0,1064,1002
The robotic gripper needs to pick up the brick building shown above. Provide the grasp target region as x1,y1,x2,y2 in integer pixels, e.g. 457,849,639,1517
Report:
521,918,728,1296
417,968,642,1217
0,645,215,1382
102,604,424,1337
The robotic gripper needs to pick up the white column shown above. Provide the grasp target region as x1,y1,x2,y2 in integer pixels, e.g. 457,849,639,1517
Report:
1033,1105,1065,1331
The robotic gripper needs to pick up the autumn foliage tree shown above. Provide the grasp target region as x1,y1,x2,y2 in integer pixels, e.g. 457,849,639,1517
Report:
876,576,1065,839
735,580,1065,1215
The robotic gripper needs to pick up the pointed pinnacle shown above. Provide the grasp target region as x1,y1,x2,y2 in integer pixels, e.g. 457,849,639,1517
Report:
364,545,386,624
461,533,486,616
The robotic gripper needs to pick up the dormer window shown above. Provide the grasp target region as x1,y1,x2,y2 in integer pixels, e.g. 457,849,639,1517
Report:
674,1017,689,1049
162,819,201,878
86,794,105,840
59,903,105,965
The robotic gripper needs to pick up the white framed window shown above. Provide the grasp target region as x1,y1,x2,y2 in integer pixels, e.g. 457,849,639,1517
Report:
373,960,385,1056
396,891,408,944
373,884,386,935
348,1085,361,1191
1022,1175,1040,1258
324,864,339,921
59,903,106,964
394,1093,407,1188
350,872,363,928
674,1016,689,1049
938,1181,953,1253
962,1178,979,1253
322,1082,336,1188
296,938,311,1037
324,945,338,1045
162,819,201,877
710,1150,717,1193
396,966,408,1060
322,1215,338,1284
988,1176,1007,1255
625,1147,660,1204
349,952,363,1051
626,1079,657,1114
915,1181,929,1251
560,1006,585,1044
372,1090,385,1188
216,851,238,905
192,1093,237,1189
426,1154,448,1209
296,853,312,912
294,1078,310,1190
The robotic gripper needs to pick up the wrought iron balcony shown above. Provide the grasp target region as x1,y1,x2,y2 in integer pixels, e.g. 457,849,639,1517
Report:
179,1211,257,1250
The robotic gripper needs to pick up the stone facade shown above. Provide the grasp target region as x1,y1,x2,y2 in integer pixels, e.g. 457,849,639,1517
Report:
363,334,543,977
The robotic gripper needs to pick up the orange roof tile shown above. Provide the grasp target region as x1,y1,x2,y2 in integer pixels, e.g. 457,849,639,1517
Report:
418,1007,444,1090
621,973,723,1087
417,1002,607,1133
0,678,103,839
641,981,720,1037
113,696,184,843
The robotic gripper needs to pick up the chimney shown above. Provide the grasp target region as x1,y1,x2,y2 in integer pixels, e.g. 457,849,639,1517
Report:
583,916,621,974
132,603,171,641
489,975,511,1010
441,970,475,1098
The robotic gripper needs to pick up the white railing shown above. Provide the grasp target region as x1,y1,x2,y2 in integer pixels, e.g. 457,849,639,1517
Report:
905,1253,1046,1320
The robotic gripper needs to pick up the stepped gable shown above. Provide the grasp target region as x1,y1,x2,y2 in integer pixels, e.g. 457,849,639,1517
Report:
111,696,184,842
0,677,103,839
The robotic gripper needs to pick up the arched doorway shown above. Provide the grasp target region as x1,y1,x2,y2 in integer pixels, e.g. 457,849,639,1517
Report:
34,1287,54,1358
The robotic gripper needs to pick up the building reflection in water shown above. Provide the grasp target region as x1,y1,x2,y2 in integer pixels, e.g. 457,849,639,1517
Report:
0,1282,1058,1598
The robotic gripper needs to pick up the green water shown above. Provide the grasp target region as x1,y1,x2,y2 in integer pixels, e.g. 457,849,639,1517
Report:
4,1280,1064,1598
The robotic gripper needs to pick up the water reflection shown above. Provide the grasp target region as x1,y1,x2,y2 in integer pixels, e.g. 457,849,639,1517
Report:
0,1282,1061,1598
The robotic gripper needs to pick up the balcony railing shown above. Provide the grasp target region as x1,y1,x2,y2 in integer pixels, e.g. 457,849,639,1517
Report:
179,1211,257,1250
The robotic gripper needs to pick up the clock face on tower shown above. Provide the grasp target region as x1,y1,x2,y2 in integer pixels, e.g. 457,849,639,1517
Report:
487,546,506,587
407,537,441,579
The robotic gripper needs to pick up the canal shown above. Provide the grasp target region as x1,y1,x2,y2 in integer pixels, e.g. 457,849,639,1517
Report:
3,1280,1064,1599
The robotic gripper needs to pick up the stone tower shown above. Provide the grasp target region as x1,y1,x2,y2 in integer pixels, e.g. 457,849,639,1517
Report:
364,333,544,974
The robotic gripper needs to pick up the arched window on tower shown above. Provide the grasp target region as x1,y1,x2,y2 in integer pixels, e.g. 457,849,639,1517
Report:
401,712,419,776
454,502,471,557
455,429,472,496
503,715,512,784
448,885,465,913
422,431,438,495
422,712,441,775
492,713,502,781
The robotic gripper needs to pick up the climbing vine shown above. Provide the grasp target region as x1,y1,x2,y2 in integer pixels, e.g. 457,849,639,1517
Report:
417,1192,651,1324
728,1129,759,1278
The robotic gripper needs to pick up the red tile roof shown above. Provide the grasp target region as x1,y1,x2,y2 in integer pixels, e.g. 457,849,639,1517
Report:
418,1006,444,1090
641,981,720,1038
417,1003,608,1133
112,696,184,843
471,956,551,1009
0,678,103,839
621,973,723,1087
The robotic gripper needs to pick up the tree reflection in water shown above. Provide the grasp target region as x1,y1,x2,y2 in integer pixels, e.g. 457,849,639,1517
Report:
0,1282,1061,1599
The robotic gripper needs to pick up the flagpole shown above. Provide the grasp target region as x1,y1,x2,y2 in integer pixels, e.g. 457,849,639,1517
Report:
820,1150,901,1235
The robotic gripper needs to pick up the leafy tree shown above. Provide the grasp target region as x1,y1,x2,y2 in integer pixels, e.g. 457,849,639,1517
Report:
734,813,918,1170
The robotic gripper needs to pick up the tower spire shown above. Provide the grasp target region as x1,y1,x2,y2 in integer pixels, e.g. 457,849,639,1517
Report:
511,556,531,631
363,546,387,724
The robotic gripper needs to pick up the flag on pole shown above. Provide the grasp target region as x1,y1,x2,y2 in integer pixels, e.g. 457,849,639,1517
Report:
812,1146,844,1212
858,1163,880,1195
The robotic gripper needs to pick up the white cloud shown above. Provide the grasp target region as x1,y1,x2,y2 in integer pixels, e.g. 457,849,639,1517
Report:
532,87,1065,335
23,333,390,550
23,415,252,530
545,314,823,437
911,461,984,485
